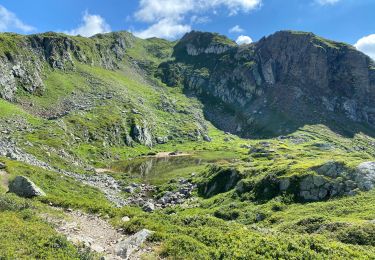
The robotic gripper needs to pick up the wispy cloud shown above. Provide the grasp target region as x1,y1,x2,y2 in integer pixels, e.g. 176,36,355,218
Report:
133,0,261,39
315,0,341,5
354,34,375,60
229,25,244,34
65,11,111,37
0,5,35,33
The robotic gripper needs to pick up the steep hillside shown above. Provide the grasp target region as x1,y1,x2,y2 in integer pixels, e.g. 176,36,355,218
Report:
0,30,375,259
159,30,375,138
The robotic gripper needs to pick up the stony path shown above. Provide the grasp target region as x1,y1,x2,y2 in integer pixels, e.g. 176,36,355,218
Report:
42,209,154,259
0,139,127,207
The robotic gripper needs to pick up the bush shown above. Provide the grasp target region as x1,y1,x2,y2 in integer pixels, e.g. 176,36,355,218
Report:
214,208,240,220
337,224,375,246
0,194,31,212
161,235,211,260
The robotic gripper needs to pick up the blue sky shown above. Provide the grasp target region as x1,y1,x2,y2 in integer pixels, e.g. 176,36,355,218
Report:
0,0,374,59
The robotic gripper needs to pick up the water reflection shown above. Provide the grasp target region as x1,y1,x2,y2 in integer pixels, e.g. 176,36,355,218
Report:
113,156,205,180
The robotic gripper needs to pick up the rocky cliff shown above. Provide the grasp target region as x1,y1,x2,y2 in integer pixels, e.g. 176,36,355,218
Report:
0,32,138,101
1,30,375,140
159,31,375,137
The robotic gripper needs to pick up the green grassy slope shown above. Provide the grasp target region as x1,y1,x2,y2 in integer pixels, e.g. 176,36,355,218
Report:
0,31,374,259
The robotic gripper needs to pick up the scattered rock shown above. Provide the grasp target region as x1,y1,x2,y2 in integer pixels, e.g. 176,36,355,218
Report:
43,208,149,259
202,135,212,142
124,186,135,194
0,139,126,207
115,229,154,258
355,162,375,191
142,202,155,212
169,151,182,156
131,108,142,115
0,162,5,169
156,136,168,144
131,123,153,147
8,176,46,198
255,213,266,222
121,216,131,222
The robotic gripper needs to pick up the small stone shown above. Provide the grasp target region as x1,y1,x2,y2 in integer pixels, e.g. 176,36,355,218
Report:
255,213,266,222
124,186,135,193
115,229,154,258
91,244,105,253
0,162,5,169
121,216,131,222
142,202,155,212
203,135,212,142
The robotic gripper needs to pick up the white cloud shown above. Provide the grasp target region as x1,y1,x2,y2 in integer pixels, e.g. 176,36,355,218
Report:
0,5,35,33
134,0,261,39
315,0,341,5
134,19,191,39
236,35,253,45
229,25,244,33
65,11,111,37
354,34,375,60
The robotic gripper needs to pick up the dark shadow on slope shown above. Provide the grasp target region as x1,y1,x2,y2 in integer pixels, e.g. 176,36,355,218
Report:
188,90,375,139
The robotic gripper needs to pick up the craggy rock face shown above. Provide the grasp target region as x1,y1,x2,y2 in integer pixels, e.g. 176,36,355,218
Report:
252,161,375,202
0,31,135,101
159,31,375,138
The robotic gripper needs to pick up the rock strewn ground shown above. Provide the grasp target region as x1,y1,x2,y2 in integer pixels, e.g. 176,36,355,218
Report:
0,139,126,206
42,209,154,259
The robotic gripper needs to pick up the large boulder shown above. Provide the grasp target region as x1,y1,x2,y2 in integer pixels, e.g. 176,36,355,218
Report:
115,229,154,258
355,162,375,191
8,176,46,198
131,123,153,147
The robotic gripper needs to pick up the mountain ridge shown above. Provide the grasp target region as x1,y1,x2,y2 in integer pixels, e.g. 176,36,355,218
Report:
158,30,375,137
1,29,375,259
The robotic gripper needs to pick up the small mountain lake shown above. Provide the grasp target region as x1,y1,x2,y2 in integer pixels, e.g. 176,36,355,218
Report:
111,151,238,185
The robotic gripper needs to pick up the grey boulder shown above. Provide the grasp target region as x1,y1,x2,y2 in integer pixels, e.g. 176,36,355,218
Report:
116,229,154,258
355,162,375,191
8,176,46,198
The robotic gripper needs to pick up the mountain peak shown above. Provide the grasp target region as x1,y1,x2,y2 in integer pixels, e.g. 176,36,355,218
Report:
159,30,375,137
173,31,236,59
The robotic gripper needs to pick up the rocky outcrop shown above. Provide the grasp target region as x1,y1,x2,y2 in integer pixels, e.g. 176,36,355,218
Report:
0,55,44,101
251,161,375,202
131,123,153,147
115,229,154,259
174,31,236,59
0,31,135,101
9,176,46,198
159,30,375,137
198,166,241,198
355,162,375,190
